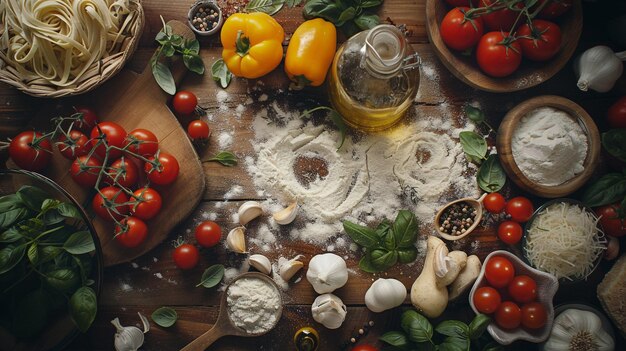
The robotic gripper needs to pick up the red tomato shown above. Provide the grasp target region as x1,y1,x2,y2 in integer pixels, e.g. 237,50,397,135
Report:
115,217,148,248
172,244,199,270
485,256,515,288
473,286,501,314
521,302,547,329
484,193,506,213
440,7,484,51
195,221,222,248
144,152,180,185
518,20,562,61
187,120,211,141
107,157,139,188
70,155,103,188
351,345,379,351
92,186,130,222
495,301,522,329
479,0,523,32
607,96,626,129
73,106,99,132
172,91,198,115
131,187,163,220
90,122,127,159
56,130,90,160
9,131,52,171
476,32,522,77
508,275,537,304
505,197,534,223
444,0,474,6
126,129,159,157
535,0,573,19
497,221,523,245
595,204,626,238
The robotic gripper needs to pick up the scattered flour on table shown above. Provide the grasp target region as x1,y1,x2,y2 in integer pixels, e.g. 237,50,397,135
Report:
218,132,233,149
224,184,243,199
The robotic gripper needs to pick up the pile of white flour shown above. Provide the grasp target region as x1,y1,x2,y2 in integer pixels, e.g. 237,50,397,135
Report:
227,277,281,334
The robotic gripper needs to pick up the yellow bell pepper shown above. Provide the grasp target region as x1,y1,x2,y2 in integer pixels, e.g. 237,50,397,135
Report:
285,18,337,89
220,12,285,79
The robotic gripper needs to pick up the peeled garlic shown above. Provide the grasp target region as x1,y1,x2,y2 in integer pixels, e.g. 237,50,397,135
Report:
226,227,246,253
249,254,272,275
273,202,298,225
364,278,407,313
111,312,150,351
311,293,347,329
306,253,348,294
238,201,263,226
279,256,304,281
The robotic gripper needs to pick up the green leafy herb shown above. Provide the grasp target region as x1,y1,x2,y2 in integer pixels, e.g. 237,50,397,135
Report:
465,105,494,132
303,0,383,36
151,61,176,95
468,313,491,340
285,0,305,7
151,306,178,327
343,221,379,248
379,331,409,347
63,231,95,255
392,210,418,248
477,154,506,193
197,264,225,288
581,172,626,207
602,129,626,162
211,59,233,89
208,151,238,167
245,0,284,15
69,286,98,333
459,131,487,164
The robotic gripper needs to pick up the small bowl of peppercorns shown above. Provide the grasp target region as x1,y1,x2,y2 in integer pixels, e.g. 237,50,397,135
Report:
435,193,487,241
188,0,223,36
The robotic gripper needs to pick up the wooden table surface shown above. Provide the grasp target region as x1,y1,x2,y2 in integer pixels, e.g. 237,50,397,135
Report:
1,0,626,350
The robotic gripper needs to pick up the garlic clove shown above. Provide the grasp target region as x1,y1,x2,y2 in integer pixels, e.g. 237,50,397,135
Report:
226,227,247,253
272,202,298,225
249,254,272,275
364,278,407,313
279,258,304,281
238,201,264,226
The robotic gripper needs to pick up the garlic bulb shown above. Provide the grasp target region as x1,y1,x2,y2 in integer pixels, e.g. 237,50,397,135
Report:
306,253,348,294
111,312,150,351
364,278,407,313
574,46,625,92
311,293,347,329
544,308,614,351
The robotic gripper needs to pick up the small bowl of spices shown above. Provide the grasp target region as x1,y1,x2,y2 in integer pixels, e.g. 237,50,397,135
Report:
188,0,223,36
435,193,487,241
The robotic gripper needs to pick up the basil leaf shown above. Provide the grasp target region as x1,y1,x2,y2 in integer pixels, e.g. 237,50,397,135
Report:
343,221,379,248
435,320,469,338
27,242,38,265
303,0,343,22
17,186,49,211
379,331,409,347
581,173,626,207
354,12,379,30
397,248,417,264
0,207,28,230
465,105,485,124
329,109,347,150
162,42,175,57
477,154,506,193
41,198,60,212
183,54,205,75
0,194,23,212
358,253,380,273
58,202,81,219
0,244,26,274
459,131,487,163
361,0,383,7
337,7,356,26
382,229,396,250
438,336,470,351
285,0,304,6
401,310,433,343
151,60,176,95
63,231,95,255
393,210,418,248
186,39,200,55
370,248,397,270
0,227,21,243
376,219,391,238
245,0,285,15
483,341,504,351
155,31,168,44
469,314,490,340
40,246,63,264
45,268,80,293
197,264,225,288
151,306,178,327
69,286,97,333
73,254,93,284
211,59,233,89
208,151,238,167
603,129,626,162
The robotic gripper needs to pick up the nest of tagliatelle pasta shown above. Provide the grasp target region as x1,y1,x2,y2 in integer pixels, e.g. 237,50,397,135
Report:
0,0,143,97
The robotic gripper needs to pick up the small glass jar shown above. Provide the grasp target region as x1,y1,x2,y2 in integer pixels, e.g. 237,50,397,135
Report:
294,326,319,351
328,25,420,132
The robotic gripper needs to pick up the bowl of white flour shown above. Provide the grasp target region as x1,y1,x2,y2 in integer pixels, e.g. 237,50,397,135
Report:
225,273,283,335
496,95,601,198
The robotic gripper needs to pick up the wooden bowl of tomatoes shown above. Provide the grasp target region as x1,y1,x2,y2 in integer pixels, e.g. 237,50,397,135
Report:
426,0,582,92
469,250,558,344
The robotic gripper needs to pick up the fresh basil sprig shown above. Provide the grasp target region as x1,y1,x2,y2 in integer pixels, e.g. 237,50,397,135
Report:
602,129,626,162
211,59,232,89
151,306,178,327
343,210,419,273
208,151,238,167
244,0,304,15
581,172,626,209
303,0,383,36
197,264,225,288
477,154,506,193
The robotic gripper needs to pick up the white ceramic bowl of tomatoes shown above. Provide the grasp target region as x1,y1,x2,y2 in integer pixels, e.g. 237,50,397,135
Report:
469,250,558,344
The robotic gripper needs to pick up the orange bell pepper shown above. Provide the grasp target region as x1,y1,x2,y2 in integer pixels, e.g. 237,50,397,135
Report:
220,12,285,79
285,18,337,89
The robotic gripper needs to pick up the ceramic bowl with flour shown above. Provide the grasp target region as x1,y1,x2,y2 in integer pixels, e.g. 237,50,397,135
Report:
496,96,601,198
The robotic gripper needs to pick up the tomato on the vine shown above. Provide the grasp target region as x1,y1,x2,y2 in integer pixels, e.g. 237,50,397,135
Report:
476,32,522,77
595,204,626,238
518,20,562,61
508,275,537,303
172,244,200,270
73,106,99,132
56,130,90,160
440,7,484,51
485,256,515,288
497,221,523,245
484,193,506,213
608,96,626,129
70,155,103,188
145,152,180,185
479,0,523,32
495,301,522,329
351,345,379,351
473,286,501,314
131,187,163,220
534,0,572,19
115,217,148,248
107,157,139,188
92,186,130,221
172,91,198,115
126,129,159,157
187,120,210,141
195,221,222,248
505,197,534,223
521,302,547,329
9,131,52,171
90,122,127,159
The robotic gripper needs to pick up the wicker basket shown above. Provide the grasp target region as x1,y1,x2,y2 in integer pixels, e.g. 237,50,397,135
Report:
0,0,144,98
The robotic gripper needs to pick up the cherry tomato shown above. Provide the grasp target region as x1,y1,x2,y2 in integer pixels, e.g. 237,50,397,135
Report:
351,345,379,351
479,0,523,32
73,106,99,132
107,157,139,188
115,217,148,248
126,129,159,157
187,120,210,141
92,186,130,222
144,152,180,185
441,7,484,51
476,32,522,77
56,130,90,160
518,20,562,61
172,244,199,270
9,131,52,171
70,155,103,188
485,256,515,288
484,193,506,213
505,197,534,223
172,91,198,115
497,221,523,245
607,96,626,129
508,275,537,304
495,301,522,329
535,0,572,19
473,286,501,314
595,204,626,238
521,302,547,329
90,122,127,159
131,187,163,220
195,221,222,248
